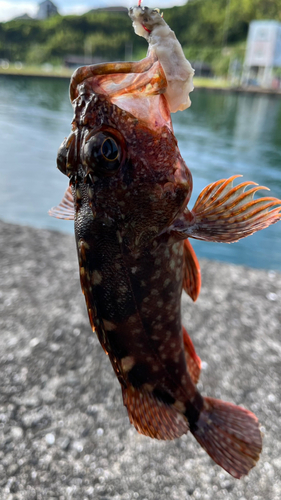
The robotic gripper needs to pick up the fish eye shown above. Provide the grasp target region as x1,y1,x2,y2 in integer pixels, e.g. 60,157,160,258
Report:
101,137,119,162
57,133,76,177
57,138,68,175
83,130,123,175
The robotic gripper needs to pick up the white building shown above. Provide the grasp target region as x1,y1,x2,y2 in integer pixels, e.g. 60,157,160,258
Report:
37,0,58,20
242,20,281,88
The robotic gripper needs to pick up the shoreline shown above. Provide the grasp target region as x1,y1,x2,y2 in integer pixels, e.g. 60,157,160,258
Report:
0,218,281,498
1,69,281,96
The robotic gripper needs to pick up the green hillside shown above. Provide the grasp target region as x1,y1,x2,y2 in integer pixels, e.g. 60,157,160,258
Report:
0,0,281,75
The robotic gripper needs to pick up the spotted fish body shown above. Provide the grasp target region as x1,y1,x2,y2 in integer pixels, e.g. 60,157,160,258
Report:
50,5,281,479
69,91,199,439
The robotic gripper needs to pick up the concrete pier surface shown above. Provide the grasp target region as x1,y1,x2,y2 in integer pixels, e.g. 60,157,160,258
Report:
0,219,281,500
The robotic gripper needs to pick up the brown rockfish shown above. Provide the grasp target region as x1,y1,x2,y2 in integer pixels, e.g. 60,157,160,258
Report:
50,5,281,479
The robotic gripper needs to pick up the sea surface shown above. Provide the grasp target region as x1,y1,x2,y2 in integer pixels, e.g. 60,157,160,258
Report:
1,74,281,270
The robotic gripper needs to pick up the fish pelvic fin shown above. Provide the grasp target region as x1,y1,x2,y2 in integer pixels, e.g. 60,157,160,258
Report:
122,384,189,440
180,175,281,243
191,397,262,478
182,326,201,384
49,186,74,220
182,239,201,301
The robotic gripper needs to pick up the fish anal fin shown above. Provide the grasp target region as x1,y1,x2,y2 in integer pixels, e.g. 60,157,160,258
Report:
122,384,189,440
182,239,201,301
49,186,74,220
191,397,262,478
182,326,201,384
177,176,281,243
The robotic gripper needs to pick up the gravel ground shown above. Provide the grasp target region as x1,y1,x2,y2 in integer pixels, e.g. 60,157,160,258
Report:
0,219,281,500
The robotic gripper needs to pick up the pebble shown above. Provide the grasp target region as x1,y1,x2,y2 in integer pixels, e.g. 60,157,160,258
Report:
10,427,24,441
45,433,55,445
266,292,278,301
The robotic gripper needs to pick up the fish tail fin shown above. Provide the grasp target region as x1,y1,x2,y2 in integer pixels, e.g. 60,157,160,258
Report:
184,175,281,243
122,384,189,440
190,397,262,478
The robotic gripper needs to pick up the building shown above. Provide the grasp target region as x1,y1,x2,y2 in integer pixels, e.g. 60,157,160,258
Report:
242,20,281,88
36,0,58,20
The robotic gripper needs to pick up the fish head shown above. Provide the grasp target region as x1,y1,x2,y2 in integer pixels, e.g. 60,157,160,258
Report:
57,59,192,249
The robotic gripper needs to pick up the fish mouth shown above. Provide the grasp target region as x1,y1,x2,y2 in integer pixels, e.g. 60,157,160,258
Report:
70,54,160,103
70,6,153,103
70,55,172,132
70,3,193,124
69,46,172,131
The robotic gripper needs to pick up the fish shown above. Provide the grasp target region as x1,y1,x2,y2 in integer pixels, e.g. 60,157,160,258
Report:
49,4,281,479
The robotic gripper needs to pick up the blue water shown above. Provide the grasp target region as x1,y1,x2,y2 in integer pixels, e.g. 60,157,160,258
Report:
0,75,281,270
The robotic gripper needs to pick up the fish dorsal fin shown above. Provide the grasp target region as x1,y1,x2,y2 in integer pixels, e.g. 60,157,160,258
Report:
122,384,189,440
49,186,74,220
182,239,201,301
182,326,201,385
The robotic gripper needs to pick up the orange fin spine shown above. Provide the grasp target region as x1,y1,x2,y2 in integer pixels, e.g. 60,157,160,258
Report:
182,239,201,301
185,176,281,243
182,326,201,384
191,397,262,478
49,186,74,220
196,184,271,216
193,176,240,211
194,176,260,214
122,384,189,440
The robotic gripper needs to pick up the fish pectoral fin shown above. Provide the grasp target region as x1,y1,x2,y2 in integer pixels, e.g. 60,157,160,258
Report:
48,186,74,220
182,239,201,301
174,175,281,243
182,326,201,384
191,397,262,478
122,384,189,440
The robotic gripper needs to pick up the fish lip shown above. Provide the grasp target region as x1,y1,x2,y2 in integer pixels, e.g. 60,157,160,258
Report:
69,55,157,104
